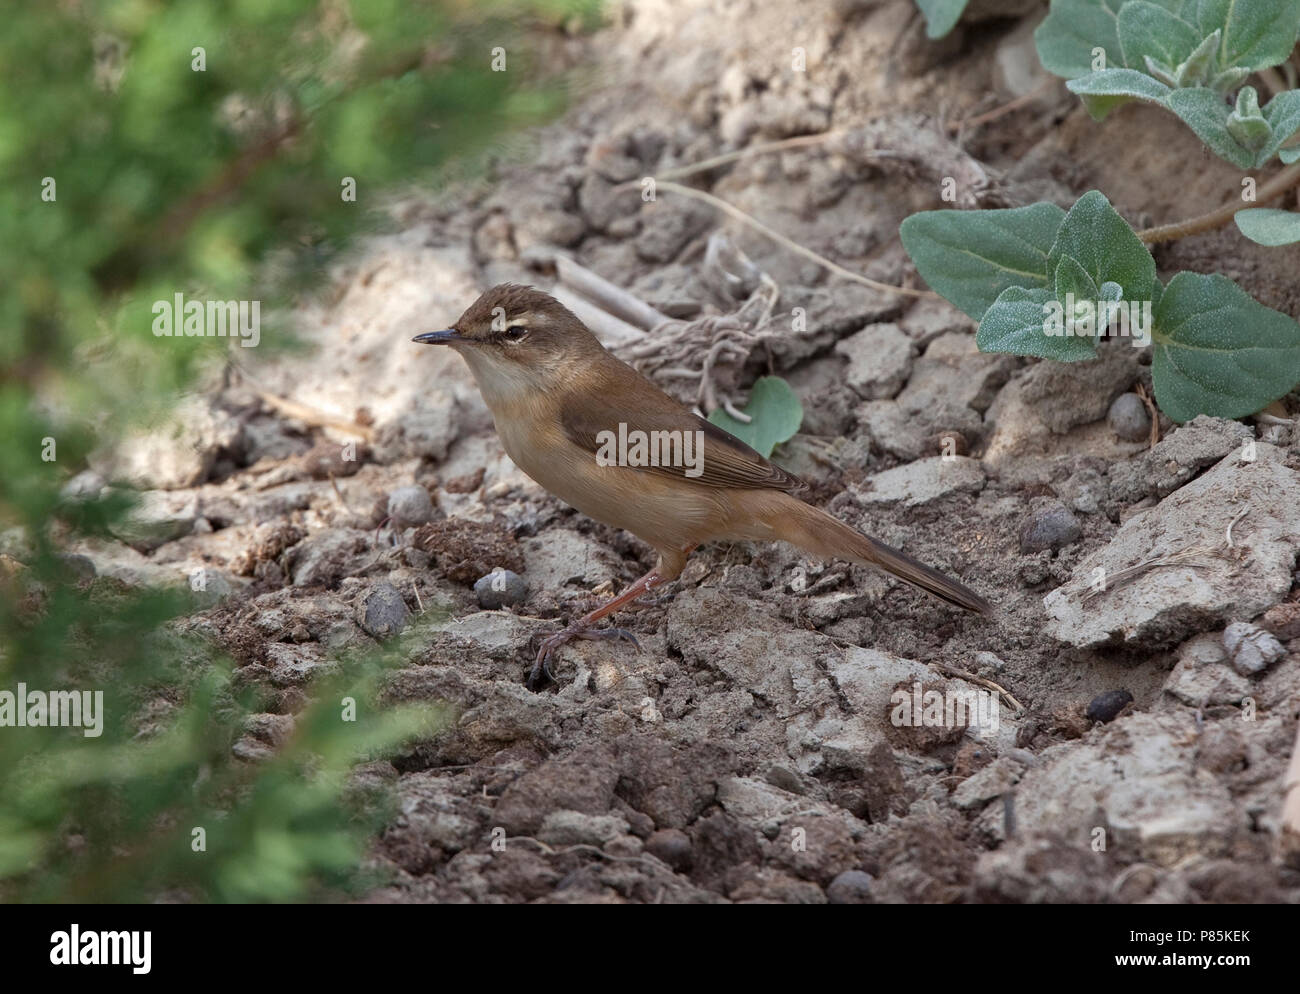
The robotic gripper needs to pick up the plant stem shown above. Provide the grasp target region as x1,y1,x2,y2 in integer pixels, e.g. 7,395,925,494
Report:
1138,162,1300,244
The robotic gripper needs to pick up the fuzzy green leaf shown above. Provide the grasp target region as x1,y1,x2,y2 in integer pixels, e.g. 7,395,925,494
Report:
1151,271,1300,421
899,203,1066,321
1036,0,1126,78
1194,0,1300,72
1234,208,1300,246
1118,1,1201,76
1166,87,1256,167
977,286,1101,361
1066,68,1173,120
707,376,804,457
1047,191,1158,305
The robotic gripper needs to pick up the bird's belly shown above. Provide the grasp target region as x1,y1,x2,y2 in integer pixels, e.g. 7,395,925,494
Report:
497,419,719,552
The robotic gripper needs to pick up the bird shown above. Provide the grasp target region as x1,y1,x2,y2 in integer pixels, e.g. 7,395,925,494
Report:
414,283,991,689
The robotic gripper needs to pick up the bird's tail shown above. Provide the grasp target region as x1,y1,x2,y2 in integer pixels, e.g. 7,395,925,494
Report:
753,492,993,615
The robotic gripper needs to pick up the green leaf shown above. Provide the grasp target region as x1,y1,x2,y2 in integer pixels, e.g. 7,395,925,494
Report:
1036,0,1126,79
1195,0,1300,72
1166,87,1255,167
1226,86,1271,153
1118,2,1201,76
899,203,1066,321
1172,28,1221,87
1151,271,1300,421
1066,68,1173,120
707,376,804,457
1053,253,1100,306
1047,191,1158,305
1259,90,1300,165
977,286,1100,361
1281,146,1300,164
1234,208,1300,246
915,0,969,39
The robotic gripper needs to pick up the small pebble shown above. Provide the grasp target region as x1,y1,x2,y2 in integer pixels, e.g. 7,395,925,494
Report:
474,569,528,609
1020,502,1082,553
826,870,874,904
360,582,410,639
1107,393,1151,442
1222,622,1285,676
644,828,692,871
1085,689,1132,723
387,485,434,528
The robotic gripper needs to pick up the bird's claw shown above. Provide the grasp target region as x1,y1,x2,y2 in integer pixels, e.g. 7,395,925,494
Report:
527,625,642,690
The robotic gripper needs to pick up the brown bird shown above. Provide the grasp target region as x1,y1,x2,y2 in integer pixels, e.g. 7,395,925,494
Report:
415,284,991,689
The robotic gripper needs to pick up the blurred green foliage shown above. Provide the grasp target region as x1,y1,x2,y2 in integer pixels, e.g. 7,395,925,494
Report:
0,0,595,901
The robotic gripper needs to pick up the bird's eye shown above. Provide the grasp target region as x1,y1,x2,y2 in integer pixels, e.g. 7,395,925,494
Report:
503,324,528,340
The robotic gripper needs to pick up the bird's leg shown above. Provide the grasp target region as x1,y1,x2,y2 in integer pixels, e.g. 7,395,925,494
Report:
528,567,664,690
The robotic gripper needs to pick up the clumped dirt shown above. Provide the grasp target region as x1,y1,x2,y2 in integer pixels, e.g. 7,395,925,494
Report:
75,0,1300,902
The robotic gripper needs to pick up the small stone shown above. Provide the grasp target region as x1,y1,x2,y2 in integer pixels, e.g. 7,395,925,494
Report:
826,869,874,904
1108,393,1151,442
474,569,528,609
1222,622,1285,676
644,828,692,871
360,583,410,639
57,553,96,581
387,485,434,528
537,810,629,847
763,764,805,795
1085,689,1133,723
1020,500,1082,553
61,470,105,501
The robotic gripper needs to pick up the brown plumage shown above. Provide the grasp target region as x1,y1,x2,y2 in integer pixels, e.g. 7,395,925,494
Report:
415,284,991,687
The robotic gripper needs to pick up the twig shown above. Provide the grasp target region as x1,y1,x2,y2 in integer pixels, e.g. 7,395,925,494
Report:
1138,162,1300,244
549,286,645,346
1081,548,1218,603
622,180,936,299
1225,508,1249,550
1134,381,1161,448
928,661,1025,712
555,255,668,331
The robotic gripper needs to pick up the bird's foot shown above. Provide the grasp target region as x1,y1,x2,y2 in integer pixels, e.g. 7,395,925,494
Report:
527,625,642,690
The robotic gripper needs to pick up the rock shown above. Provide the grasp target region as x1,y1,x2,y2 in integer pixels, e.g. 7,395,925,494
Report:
537,810,630,847
264,643,332,686
1107,392,1151,442
825,869,874,904
109,490,199,552
1259,601,1300,641
387,485,434,528
474,569,529,609
1085,689,1133,723
189,567,236,609
1108,416,1253,503
288,530,372,588
834,322,913,400
90,395,241,490
1008,711,1242,865
1222,622,1285,676
373,394,460,463
57,553,96,581
359,583,410,639
1019,500,1082,553
644,828,693,871
1163,633,1251,707
61,470,105,501
1043,445,1300,649
634,197,713,264
854,455,985,508
521,529,620,590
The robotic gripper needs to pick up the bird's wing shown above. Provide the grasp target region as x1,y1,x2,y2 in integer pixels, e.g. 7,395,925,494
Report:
558,363,808,496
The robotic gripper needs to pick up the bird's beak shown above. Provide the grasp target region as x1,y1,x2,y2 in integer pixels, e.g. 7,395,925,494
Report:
412,329,462,345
